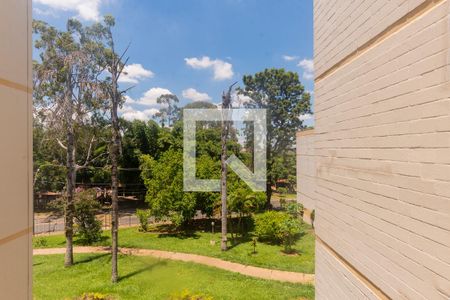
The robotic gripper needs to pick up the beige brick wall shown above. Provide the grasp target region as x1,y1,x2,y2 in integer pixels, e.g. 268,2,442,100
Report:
312,0,450,298
0,0,33,299
314,0,430,78
296,129,316,224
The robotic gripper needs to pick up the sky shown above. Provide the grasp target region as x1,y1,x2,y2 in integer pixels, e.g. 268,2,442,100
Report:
32,0,314,126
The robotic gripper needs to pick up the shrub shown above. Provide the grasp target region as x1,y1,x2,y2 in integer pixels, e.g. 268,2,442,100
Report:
254,211,302,249
73,190,102,244
136,209,151,231
279,217,302,253
284,202,304,219
253,211,289,242
170,289,213,300
34,237,48,248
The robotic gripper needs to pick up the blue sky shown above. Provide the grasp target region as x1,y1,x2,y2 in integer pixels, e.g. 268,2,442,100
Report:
33,0,314,126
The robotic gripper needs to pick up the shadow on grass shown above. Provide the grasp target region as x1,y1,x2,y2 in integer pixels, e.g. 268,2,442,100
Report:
227,235,253,250
119,260,167,282
156,231,200,240
73,235,110,247
75,253,110,265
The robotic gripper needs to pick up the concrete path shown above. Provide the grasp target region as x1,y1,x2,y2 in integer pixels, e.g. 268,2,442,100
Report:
34,247,315,285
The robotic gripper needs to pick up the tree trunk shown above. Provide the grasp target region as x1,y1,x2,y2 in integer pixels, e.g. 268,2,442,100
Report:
64,127,75,267
266,178,272,209
111,76,120,283
64,73,75,267
220,118,228,251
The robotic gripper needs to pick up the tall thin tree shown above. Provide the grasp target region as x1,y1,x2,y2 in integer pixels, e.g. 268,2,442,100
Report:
33,19,106,266
102,15,129,283
220,83,236,251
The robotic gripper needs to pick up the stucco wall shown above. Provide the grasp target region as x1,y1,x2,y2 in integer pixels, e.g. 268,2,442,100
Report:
313,0,450,299
0,0,32,299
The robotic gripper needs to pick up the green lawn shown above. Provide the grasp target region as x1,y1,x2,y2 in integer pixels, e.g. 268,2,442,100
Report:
34,254,314,300
34,224,315,274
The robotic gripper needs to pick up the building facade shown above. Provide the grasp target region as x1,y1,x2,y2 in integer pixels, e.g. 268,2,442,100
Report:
297,0,450,298
0,0,33,298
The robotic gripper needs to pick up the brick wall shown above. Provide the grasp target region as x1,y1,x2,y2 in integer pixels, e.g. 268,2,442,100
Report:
0,0,32,299
314,0,430,78
311,0,450,298
296,129,316,224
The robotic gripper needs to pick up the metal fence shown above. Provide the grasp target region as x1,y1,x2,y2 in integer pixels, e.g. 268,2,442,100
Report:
33,213,144,235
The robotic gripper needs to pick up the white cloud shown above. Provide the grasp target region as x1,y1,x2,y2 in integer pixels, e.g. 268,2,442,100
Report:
184,56,234,80
282,55,299,61
33,0,103,21
119,105,159,121
33,7,58,17
298,58,314,80
182,88,211,102
119,64,154,84
299,113,313,121
136,87,173,106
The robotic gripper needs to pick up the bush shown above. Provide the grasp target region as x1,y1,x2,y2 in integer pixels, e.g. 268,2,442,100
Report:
254,211,289,242
170,289,213,300
254,211,302,250
279,217,302,253
284,202,304,219
136,209,151,231
34,237,48,248
74,190,102,244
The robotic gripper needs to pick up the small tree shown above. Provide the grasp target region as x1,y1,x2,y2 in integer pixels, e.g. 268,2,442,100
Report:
136,209,151,232
74,190,102,244
280,217,302,253
139,150,196,227
254,210,302,252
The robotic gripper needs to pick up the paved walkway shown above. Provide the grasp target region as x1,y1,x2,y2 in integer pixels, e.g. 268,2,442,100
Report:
34,247,315,285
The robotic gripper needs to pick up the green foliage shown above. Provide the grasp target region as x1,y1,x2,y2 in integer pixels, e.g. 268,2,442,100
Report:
240,68,311,199
310,209,315,229
136,209,152,232
33,237,48,248
254,211,302,249
254,211,290,242
284,202,304,219
228,179,266,216
140,150,196,227
170,289,214,300
277,187,288,207
73,190,102,244
279,217,302,253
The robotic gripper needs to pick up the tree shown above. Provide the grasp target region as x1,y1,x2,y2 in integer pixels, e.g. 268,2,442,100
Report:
220,83,236,251
239,69,311,207
140,150,197,226
156,94,180,127
33,19,107,266
228,178,265,236
101,15,127,283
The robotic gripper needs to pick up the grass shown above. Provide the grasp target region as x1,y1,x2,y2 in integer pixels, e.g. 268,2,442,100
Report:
34,223,315,274
34,253,314,300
